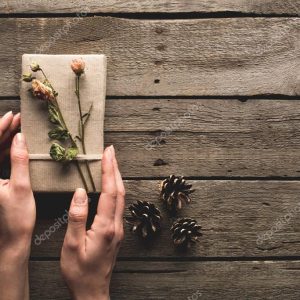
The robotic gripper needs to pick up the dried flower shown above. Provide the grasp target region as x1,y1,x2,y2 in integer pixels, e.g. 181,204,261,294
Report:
30,62,40,72
21,62,92,191
71,58,85,76
48,126,69,141
22,73,34,82
48,104,61,125
65,147,79,161
50,143,66,162
49,143,78,162
31,79,55,101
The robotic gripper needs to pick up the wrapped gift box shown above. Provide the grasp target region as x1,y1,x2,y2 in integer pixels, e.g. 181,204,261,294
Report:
21,54,106,192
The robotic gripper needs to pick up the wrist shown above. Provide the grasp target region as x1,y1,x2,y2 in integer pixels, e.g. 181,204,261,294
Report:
72,287,109,300
0,245,30,300
0,238,31,264
74,295,109,300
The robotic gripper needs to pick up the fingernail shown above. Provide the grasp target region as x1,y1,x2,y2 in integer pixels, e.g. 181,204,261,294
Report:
110,145,115,156
15,132,25,147
74,188,87,204
107,145,114,161
2,111,12,119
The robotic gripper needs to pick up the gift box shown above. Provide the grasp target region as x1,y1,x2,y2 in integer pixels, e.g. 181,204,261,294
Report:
21,54,106,192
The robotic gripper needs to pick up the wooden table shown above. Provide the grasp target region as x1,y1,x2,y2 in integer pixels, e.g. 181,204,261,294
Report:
1,1,300,299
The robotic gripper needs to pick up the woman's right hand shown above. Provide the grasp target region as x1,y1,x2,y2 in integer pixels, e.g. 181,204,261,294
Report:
60,145,125,300
0,111,36,300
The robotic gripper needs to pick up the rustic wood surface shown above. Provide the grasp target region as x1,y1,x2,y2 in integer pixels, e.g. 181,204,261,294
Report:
0,2,300,299
2,0,300,15
1,17,299,97
29,260,300,300
2,99,300,178
30,180,300,258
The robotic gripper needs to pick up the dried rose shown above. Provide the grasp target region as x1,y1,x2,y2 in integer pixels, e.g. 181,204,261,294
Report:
30,62,40,72
71,58,85,76
31,79,55,101
22,73,34,82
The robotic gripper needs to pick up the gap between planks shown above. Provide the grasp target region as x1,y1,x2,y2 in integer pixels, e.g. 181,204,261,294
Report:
0,12,300,19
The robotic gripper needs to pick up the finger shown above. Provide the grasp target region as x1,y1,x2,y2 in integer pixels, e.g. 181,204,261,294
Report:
0,111,13,140
97,146,117,220
0,179,9,186
10,133,31,191
65,188,88,250
111,146,125,226
0,113,21,147
10,113,21,133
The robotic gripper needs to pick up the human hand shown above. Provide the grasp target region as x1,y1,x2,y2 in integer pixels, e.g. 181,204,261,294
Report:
0,111,20,164
0,111,36,300
61,145,125,300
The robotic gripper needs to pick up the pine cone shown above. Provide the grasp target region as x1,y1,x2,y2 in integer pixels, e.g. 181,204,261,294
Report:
160,175,194,213
126,200,161,239
171,218,202,248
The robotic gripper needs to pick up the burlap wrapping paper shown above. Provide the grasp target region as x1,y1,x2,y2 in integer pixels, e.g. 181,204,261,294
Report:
21,54,106,192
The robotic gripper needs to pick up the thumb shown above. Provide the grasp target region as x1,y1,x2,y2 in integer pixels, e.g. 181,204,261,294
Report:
10,133,31,191
65,188,88,250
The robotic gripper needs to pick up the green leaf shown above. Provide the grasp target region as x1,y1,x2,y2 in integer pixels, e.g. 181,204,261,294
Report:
65,147,79,161
48,126,69,141
49,143,66,162
48,104,61,125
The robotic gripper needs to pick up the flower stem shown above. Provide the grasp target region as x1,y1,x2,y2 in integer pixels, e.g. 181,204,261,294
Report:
40,68,89,192
40,69,68,133
75,75,96,192
75,161,88,191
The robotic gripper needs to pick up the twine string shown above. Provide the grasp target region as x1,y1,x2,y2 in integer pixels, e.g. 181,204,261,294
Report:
29,154,102,161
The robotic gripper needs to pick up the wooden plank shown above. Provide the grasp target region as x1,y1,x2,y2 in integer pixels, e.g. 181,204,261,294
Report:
2,99,300,177
29,260,300,299
0,17,299,97
4,98,300,132
2,0,300,15
30,180,300,258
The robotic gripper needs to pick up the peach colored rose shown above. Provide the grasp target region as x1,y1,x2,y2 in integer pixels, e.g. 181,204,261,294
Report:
71,58,85,76
31,79,55,101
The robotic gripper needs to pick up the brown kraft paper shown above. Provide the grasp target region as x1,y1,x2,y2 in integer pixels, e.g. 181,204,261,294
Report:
21,54,106,192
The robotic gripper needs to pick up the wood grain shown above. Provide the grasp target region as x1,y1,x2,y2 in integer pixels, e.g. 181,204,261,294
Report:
0,17,299,97
2,99,300,177
29,260,300,299
5,98,300,132
1,4,298,298
30,180,300,258
2,0,300,15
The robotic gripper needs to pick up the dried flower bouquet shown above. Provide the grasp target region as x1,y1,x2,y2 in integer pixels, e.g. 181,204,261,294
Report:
22,59,96,192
